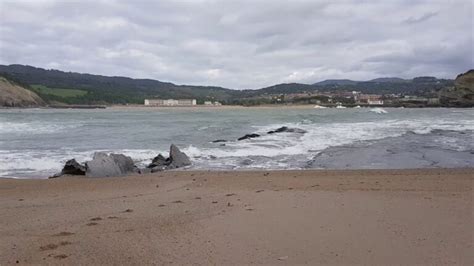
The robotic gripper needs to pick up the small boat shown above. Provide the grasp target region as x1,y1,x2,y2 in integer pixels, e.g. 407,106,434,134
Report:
313,105,327,109
370,108,388,114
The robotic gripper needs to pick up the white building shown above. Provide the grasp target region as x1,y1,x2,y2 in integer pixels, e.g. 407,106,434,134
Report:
144,99,197,106
204,101,222,106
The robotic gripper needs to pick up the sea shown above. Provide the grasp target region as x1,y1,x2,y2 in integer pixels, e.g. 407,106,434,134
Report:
0,107,473,179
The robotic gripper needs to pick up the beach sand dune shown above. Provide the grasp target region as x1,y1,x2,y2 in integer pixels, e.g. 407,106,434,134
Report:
1,169,472,265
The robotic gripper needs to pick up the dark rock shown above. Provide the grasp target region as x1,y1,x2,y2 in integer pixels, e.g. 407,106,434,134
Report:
85,152,138,178
147,154,169,168
168,144,191,168
237,133,261,141
212,139,227,143
144,144,192,173
49,159,86,178
267,126,289,134
268,126,307,134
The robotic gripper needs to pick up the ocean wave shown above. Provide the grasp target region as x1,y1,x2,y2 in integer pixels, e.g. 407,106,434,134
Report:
0,121,82,135
1,113,473,178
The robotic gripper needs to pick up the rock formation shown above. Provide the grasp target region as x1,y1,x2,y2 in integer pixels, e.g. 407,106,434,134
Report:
439,70,474,107
237,133,261,141
148,144,192,172
267,126,307,134
0,76,45,107
86,152,139,178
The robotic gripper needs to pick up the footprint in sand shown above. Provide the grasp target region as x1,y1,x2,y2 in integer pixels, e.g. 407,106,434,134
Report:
172,200,184,203
225,193,236,197
40,241,71,251
52,232,75,237
54,254,68,260
123,209,133,213
90,217,102,221
40,244,58,251
86,222,98,226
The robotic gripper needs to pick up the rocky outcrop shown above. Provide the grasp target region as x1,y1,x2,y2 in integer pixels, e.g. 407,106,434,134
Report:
267,126,307,134
86,152,139,178
168,144,192,168
51,145,192,178
148,144,192,172
439,70,474,107
237,133,261,141
0,76,45,107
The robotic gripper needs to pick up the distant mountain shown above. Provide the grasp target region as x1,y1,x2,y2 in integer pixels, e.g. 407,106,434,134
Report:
0,76,45,107
314,79,359,86
368,77,408,83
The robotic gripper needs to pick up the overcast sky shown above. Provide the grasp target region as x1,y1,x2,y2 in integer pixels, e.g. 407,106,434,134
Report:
0,0,472,89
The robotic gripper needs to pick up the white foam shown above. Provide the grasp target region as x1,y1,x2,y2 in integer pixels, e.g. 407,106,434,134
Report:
0,121,81,135
370,108,388,114
0,148,164,178
181,118,474,165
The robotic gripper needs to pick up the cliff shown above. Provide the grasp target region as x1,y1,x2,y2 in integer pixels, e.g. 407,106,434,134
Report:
439,70,474,107
0,76,45,107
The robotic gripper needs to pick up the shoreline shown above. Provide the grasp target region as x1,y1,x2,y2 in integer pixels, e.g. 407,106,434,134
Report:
1,168,472,264
1,105,472,110
2,167,474,180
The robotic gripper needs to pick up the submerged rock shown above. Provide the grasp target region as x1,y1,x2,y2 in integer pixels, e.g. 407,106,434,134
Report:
267,126,307,134
86,152,138,178
237,133,261,141
212,139,227,143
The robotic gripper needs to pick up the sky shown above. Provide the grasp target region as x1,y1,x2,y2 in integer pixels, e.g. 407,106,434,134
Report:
0,0,472,89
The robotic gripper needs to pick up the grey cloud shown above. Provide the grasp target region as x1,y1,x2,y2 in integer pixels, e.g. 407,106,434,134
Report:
0,0,472,89
403,11,438,24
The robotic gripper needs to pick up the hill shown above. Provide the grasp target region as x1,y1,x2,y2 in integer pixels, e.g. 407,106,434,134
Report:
314,79,359,86
0,76,45,107
439,70,474,107
0,64,241,105
0,64,458,105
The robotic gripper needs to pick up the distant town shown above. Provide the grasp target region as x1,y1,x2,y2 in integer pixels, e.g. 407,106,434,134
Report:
143,91,440,108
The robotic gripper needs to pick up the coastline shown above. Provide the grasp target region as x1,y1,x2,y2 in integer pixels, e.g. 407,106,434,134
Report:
1,168,472,265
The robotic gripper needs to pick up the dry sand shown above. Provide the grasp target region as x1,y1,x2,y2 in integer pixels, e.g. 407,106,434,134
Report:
1,169,472,265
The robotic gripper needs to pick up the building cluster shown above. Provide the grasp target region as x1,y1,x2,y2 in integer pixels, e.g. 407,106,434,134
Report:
144,99,196,106
271,90,441,106
144,99,222,107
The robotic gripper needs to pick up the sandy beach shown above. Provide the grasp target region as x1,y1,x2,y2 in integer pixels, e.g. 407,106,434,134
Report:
0,168,472,265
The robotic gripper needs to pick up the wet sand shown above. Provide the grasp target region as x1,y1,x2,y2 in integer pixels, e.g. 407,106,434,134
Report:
1,169,472,265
